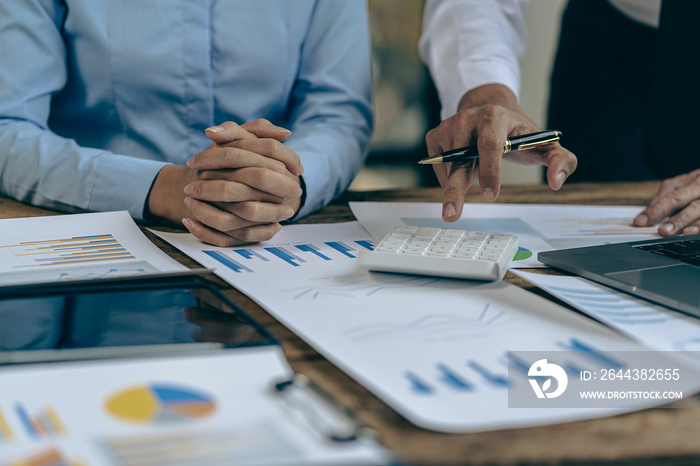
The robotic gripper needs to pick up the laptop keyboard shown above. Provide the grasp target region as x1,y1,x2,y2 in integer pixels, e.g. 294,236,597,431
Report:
635,238,700,267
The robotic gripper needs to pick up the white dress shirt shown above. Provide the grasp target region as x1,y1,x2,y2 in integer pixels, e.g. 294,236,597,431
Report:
419,0,529,120
420,0,661,121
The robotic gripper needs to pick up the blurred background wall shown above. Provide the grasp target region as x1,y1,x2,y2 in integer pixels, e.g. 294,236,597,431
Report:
350,0,568,191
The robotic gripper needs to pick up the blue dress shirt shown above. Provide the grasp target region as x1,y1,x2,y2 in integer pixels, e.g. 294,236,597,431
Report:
0,1,373,220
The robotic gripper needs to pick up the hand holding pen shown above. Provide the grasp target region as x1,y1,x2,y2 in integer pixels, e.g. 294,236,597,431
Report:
423,84,578,223
419,130,562,164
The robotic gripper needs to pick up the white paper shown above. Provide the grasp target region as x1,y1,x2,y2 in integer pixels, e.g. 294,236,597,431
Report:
514,271,700,353
0,211,187,286
0,347,391,466
350,202,659,267
153,223,694,433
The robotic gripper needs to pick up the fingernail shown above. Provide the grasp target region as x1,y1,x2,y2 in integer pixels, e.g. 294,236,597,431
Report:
184,183,193,196
685,226,699,235
186,157,194,168
482,188,496,202
556,171,567,188
184,197,192,208
283,207,294,220
661,223,674,234
444,203,456,219
182,218,193,229
205,126,223,133
635,214,648,226
277,127,292,135
294,187,303,198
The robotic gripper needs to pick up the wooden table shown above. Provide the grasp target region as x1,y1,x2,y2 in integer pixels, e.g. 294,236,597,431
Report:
4,181,700,465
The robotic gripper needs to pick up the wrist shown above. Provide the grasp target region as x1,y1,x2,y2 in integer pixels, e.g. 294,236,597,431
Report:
145,164,195,224
458,84,523,114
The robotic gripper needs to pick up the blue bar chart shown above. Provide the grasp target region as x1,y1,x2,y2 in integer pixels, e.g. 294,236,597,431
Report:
405,358,510,396
203,240,374,273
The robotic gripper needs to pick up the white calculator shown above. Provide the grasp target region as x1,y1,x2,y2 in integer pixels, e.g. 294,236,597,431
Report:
357,225,519,281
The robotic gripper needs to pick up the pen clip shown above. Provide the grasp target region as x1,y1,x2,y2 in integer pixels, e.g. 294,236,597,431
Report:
516,135,560,151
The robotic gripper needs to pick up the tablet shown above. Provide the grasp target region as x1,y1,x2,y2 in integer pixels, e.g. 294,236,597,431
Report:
0,280,276,364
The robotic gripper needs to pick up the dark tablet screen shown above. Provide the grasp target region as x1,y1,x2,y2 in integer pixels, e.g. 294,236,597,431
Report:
0,281,275,364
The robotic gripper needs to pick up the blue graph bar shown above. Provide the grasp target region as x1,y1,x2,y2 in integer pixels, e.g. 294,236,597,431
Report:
506,353,531,377
203,250,252,273
405,371,434,395
15,405,37,438
437,364,474,391
558,338,624,369
467,360,508,388
265,247,306,267
354,240,374,251
234,249,269,261
296,244,331,260
325,241,356,258
565,362,586,376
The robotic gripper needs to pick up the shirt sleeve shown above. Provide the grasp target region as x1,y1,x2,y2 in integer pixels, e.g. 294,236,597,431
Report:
419,0,529,120
0,0,167,219
281,1,373,220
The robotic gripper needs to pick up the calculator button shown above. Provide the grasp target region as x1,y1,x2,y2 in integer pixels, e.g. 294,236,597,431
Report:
414,228,441,238
357,226,519,281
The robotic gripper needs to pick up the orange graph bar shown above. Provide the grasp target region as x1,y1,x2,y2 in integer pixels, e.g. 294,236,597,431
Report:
0,407,13,440
39,255,134,266
0,234,114,248
44,406,67,437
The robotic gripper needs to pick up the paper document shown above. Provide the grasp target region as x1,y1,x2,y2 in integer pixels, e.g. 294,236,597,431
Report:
514,271,700,353
0,211,187,286
0,348,392,466
350,202,659,267
154,223,696,433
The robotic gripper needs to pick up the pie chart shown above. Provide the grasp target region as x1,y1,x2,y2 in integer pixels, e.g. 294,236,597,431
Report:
104,383,216,424
513,247,533,261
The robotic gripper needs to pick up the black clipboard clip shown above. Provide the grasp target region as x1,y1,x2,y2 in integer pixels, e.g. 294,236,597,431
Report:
274,374,378,443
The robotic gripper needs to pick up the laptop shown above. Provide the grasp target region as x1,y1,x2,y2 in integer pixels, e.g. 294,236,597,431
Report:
538,234,700,315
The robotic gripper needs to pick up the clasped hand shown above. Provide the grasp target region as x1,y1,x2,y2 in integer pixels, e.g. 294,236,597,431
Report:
147,119,304,246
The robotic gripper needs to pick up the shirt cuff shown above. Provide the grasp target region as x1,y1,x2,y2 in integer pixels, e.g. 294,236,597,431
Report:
88,154,169,220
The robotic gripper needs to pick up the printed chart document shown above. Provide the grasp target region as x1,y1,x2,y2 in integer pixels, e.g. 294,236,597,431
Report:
514,271,700,353
350,202,659,267
0,347,392,466
0,211,187,286
154,222,698,433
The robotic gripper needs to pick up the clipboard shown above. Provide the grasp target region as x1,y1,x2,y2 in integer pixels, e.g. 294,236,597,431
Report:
0,279,394,465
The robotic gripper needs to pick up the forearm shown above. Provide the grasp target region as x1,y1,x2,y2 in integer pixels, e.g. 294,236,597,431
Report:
420,0,529,119
0,121,166,218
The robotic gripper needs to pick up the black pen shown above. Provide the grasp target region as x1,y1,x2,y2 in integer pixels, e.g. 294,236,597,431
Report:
418,130,562,164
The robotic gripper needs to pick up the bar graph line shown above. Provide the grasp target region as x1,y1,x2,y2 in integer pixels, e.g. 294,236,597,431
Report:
354,240,374,251
15,404,38,439
0,408,13,441
295,244,331,260
325,241,356,258
405,371,434,395
234,249,269,261
264,247,306,266
0,234,113,248
203,250,252,273
437,364,474,392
